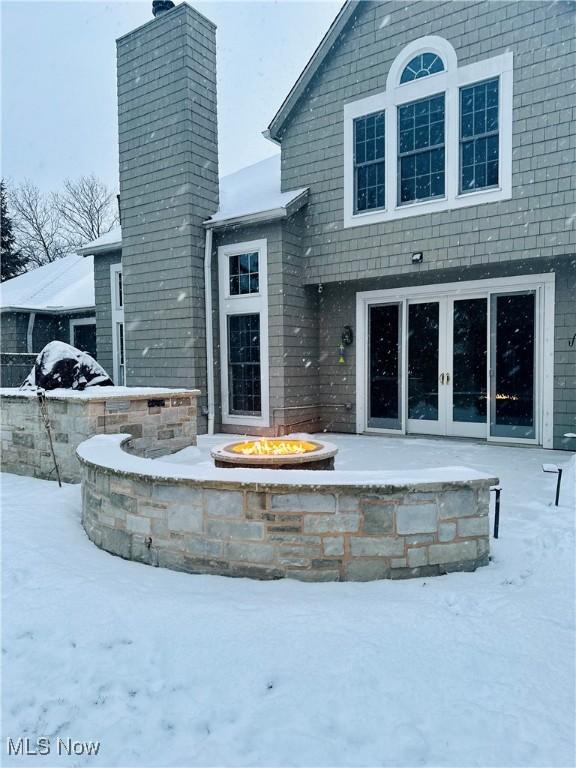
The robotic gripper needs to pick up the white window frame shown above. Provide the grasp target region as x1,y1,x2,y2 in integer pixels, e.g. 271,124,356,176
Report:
355,273,555,448
110,263,125,386
344,36,513,228
218,239,270,428
69,317,96,349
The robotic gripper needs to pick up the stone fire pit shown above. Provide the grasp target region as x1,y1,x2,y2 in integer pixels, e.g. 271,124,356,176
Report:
211,437,338,470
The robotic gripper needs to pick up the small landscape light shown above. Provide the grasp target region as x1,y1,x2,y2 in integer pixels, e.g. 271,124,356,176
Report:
542,464,563,507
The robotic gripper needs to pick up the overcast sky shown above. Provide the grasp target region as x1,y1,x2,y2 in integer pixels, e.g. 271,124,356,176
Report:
2,0,342,193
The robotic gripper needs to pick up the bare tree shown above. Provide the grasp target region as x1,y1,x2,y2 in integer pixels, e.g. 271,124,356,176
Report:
9,175,118,267
54,174,118,247
9,181,68,267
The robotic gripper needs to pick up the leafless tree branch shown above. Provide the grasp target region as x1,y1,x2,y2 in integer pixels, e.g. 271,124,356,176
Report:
9,181,68,267
54,174,118,246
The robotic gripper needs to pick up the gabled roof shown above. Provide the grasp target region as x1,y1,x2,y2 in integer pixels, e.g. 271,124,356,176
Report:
0,253,95,314
266,0,359,143
78,155,309,254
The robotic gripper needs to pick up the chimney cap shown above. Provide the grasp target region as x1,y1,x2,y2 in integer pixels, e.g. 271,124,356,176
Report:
152,0,175,17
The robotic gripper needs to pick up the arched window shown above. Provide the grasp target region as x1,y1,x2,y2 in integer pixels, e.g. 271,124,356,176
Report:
400,53,444,84
343,36,513,227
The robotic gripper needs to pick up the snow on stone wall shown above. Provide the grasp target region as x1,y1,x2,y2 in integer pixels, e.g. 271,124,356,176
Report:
0,388,199,483
78,435,496,582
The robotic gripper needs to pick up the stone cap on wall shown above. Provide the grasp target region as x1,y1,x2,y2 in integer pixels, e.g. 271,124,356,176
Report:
77,433,500,493
0,387,201,402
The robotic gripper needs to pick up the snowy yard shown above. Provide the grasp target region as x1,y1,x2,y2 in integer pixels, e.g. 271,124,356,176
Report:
2,434,575,767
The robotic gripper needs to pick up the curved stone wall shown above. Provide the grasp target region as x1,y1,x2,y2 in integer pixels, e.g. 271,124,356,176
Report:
78,434,497,582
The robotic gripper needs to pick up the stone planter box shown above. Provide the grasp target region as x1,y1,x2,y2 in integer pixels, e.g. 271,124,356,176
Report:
0,387,199,483
78,433,498,582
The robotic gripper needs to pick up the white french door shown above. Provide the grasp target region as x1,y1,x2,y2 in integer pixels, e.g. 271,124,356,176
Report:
404,296,487,438
357,274,555,446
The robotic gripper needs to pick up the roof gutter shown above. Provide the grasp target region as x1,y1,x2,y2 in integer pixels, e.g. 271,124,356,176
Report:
1,305,96,315
76,242,122,257
203,189,309,230
204,206,288,230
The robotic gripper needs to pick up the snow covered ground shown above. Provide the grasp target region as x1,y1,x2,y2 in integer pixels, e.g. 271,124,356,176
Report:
2,434,575,767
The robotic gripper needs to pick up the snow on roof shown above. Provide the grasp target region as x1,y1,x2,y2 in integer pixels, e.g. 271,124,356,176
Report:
77,226,122,255
206,154,308,226
78,155,308,254
0,254,95,314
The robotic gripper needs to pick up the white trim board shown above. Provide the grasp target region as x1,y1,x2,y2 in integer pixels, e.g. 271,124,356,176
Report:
355,273,555,448
218,238,270,428
343,38,513,228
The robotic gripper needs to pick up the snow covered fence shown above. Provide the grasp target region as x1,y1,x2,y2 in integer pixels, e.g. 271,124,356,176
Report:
78,433,497,582
0,388,199,483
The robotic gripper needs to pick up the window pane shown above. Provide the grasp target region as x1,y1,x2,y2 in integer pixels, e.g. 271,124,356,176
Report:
117,272,123,308
354,112,385,212
398,95,445,204
459,78,499,193
400,53,445,83
453,298,487,423
369,303,401,428
492,293,535,436
408,302,439,420
228,313,261,415
229,252,259,295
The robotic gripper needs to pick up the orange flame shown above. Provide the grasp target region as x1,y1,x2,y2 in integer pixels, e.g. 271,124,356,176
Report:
230,438,318,456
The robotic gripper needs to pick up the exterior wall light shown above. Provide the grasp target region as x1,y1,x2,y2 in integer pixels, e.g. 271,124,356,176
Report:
338,326,353,364
412,251,423,264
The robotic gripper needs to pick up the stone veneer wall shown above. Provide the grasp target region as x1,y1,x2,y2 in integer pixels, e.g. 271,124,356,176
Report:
79,438,496,582
1,389,199,483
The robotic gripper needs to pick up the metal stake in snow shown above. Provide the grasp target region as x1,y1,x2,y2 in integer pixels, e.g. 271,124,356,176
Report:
36,389,62,488
542,464,563,507
491,486,502,539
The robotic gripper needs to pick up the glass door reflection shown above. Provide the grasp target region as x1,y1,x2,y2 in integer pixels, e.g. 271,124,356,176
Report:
447,297,488,438
490,292,536,439
368,303,402,429
407,301,442,434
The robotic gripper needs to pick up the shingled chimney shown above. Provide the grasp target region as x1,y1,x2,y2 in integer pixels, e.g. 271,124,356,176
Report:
116,3,218,424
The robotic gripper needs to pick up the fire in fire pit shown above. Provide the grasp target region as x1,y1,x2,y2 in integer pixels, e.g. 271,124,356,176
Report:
211,437,337,470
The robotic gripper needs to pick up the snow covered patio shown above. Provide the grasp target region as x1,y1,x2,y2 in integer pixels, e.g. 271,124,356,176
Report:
2,434,575,767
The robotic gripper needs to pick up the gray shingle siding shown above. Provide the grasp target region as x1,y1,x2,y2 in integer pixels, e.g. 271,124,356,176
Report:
279,0,575,284
1,313,28,353
0,310,95,356
272,0,575,449
316,256,575,449
117,3,218,430
94,250,122,379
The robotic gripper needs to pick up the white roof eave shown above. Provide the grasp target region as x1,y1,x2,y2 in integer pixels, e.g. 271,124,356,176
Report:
204,188,309,230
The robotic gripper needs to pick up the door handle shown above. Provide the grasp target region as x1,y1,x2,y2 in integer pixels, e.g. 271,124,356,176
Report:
439,373,445,385
446,373,450,385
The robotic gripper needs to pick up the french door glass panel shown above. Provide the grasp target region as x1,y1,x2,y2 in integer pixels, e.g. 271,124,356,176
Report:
368,303,402,429
408,302,440,423
364,288,540,442
490,292,536,439
452,298,487,423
